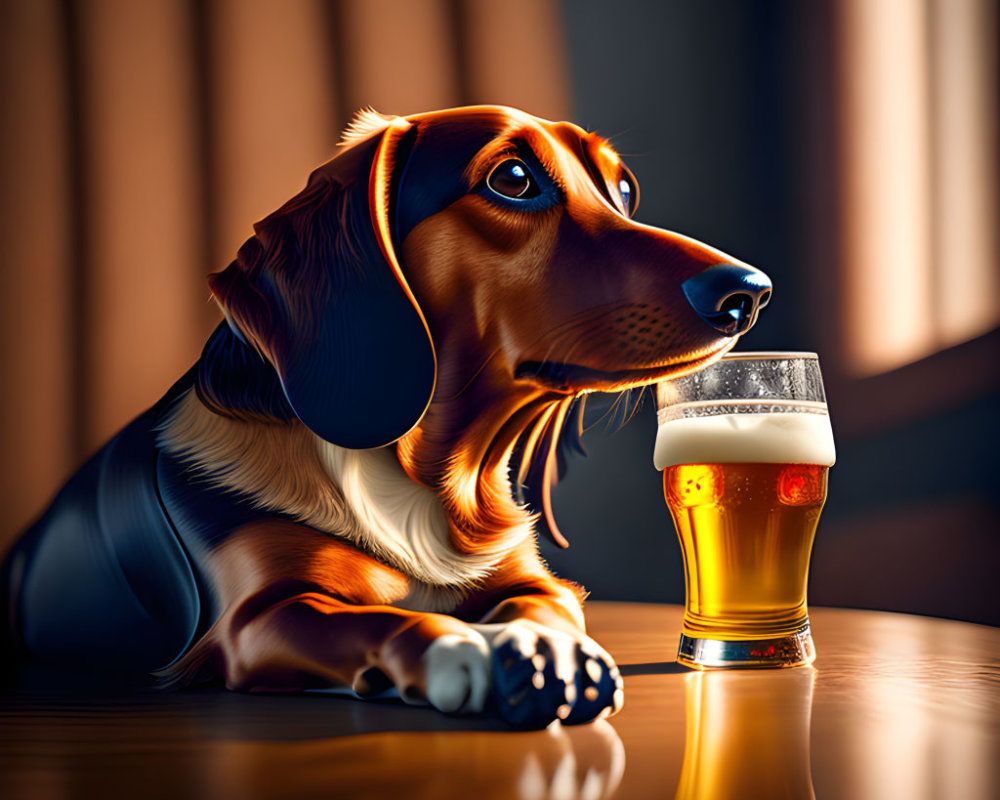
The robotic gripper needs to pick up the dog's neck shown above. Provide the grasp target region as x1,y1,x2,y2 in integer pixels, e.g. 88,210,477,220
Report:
398,348,573,556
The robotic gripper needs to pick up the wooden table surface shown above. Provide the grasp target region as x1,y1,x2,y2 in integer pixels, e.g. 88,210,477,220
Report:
2,602,998,800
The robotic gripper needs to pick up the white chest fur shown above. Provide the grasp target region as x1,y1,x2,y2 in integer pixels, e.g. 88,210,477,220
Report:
315,440,499,587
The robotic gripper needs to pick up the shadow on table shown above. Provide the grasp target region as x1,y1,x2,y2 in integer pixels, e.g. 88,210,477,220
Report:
2,661,634,741
618,660,690,676
1,669,510,740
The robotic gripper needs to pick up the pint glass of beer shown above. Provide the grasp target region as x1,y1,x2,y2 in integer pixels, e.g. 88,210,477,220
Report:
655,352,835,669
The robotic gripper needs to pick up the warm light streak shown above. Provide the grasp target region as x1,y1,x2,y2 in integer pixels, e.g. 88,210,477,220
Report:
839,0,934,375
368,115,438,428
598,144,619,166
514,403,560,490
456,463,480,514
370,117,419,303
440,438,536,559
442,442,484,517
839,0,999,376
931,0,1000,345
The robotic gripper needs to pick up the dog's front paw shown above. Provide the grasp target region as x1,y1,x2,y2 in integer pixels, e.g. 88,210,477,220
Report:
421,631,492,714
475,621,624,729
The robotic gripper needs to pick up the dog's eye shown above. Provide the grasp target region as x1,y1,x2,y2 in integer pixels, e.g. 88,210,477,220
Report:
487,159,539,199
618,176,636,216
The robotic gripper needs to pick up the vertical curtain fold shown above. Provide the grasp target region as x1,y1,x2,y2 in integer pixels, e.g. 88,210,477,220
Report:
209,0,339,270
76,0,206,451
337,0,461,115
0,0,74,543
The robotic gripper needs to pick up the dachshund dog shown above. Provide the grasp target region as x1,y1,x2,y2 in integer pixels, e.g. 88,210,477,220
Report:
2,106,770,727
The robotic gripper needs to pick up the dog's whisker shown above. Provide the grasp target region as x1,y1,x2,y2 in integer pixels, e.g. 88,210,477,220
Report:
583,400,621,433
599,391,627,432
611,389,628,433
606,124,637,143
619,388,645,431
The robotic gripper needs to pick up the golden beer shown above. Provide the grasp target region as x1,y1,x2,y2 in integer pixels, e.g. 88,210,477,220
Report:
655,352,834,668
665,462,827,644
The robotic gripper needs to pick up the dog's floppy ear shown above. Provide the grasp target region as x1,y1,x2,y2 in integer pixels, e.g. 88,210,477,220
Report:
208,117,436,449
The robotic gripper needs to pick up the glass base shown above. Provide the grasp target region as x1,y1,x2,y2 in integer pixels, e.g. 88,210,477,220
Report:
677,624,815,669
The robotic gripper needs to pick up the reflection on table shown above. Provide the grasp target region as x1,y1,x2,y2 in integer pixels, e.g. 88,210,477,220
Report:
675,668,815,800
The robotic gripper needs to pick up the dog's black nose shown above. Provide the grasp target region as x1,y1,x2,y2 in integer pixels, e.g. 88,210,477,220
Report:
682,263,772,336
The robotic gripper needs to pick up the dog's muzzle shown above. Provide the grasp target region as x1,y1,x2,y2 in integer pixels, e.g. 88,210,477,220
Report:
682,263,772,336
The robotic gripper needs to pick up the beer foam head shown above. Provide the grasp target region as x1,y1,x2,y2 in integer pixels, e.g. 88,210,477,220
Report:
654,411,836,470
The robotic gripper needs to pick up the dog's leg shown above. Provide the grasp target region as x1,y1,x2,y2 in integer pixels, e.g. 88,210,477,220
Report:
218,593,494,712
164,522,494,713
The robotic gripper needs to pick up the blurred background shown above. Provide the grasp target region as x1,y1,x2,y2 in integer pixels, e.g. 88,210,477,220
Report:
1,0,997,625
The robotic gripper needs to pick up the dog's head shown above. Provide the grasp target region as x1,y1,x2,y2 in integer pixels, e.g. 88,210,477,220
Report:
208,106,770,451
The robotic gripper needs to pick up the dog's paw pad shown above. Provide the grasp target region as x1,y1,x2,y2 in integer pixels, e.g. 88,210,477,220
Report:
491,639,569,728
478,621,622,729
